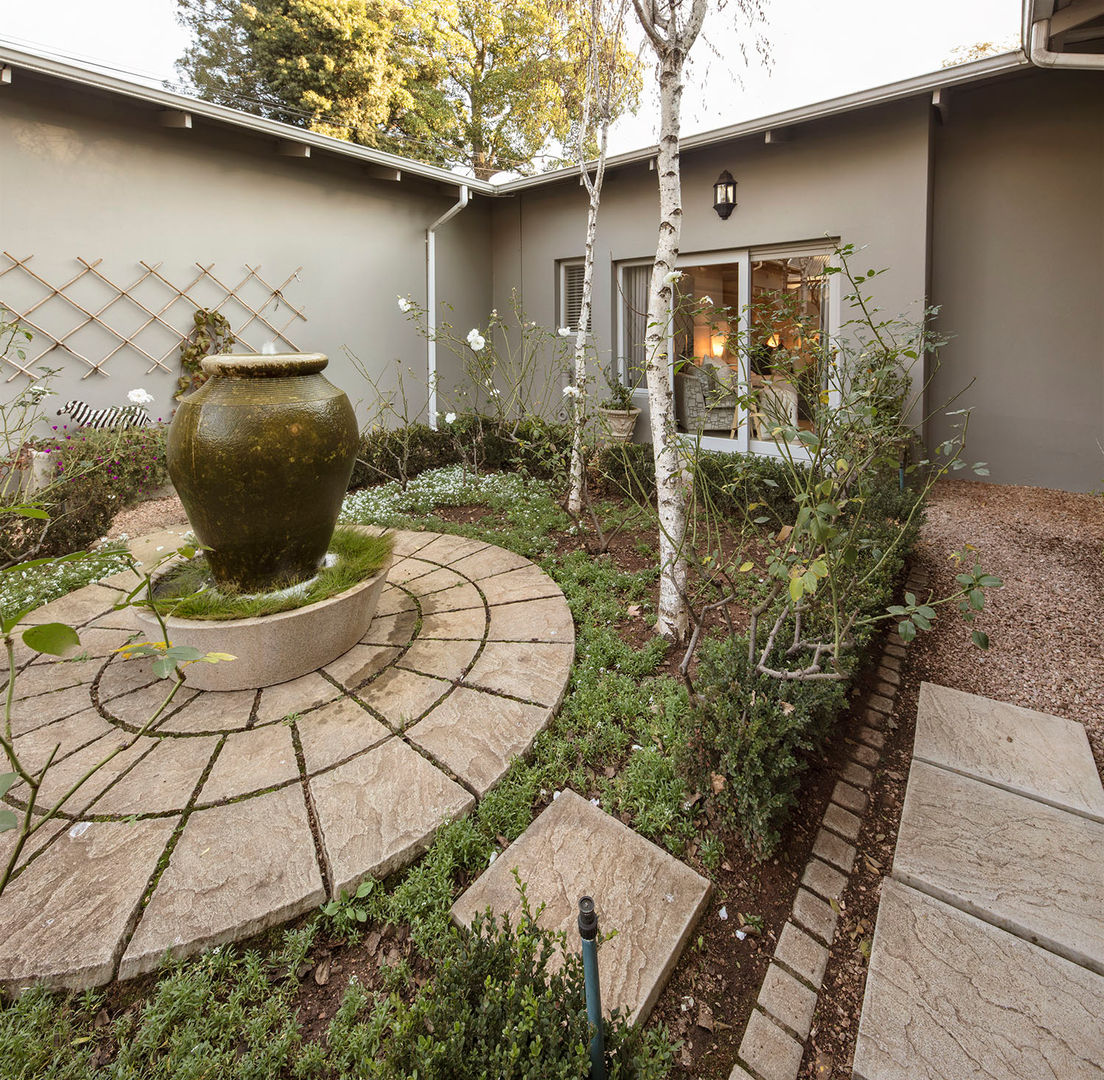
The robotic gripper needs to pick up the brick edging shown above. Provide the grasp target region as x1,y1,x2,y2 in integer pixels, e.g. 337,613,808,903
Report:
727,562,931,1080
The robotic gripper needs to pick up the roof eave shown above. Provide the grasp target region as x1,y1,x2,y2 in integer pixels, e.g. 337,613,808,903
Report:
0,41,496,195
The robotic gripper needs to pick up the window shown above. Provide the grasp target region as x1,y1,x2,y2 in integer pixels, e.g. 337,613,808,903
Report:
615,261,651,390
559,260,586,332
747,252,832,443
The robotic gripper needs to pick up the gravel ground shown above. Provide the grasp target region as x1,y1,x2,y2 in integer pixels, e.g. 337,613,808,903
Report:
908,477,1104,779
105,489,188,540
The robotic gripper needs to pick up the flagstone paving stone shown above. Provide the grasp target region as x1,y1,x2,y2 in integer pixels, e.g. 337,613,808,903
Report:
119,786,324,981
407,688,552,796
464,641,575,706
894,760,1104,975
0,816,179,993
88,735,218,816
0,529,572,990
915,683,1104,819
20,584,122,627
486,595,575,643
296,697,391,774
323,643,402,690
853,880,1104,1080
396,637,480,682
199,725,298,804
311,736,475,894
451,789,710,1024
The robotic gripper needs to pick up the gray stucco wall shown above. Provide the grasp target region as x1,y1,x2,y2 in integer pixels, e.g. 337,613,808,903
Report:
0,73,491,435
928,69,1104,492
488,97,933,438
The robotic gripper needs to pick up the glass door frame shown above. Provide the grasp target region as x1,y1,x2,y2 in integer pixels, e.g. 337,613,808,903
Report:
674,243,841,460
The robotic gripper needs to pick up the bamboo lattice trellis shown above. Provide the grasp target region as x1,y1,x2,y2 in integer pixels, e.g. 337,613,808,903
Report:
0,255,307,383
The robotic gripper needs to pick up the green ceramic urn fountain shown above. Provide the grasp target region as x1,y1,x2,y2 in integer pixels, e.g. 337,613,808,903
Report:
167,352,358,593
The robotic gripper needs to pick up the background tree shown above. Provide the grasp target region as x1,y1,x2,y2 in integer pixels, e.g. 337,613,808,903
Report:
173,0,641,177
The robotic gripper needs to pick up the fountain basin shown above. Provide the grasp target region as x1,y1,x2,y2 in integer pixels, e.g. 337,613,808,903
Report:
135,549,392,692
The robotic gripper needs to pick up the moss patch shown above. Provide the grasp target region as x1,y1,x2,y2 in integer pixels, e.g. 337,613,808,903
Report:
146,527,392,621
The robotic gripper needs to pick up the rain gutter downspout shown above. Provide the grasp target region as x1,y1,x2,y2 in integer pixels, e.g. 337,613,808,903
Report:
1028,18,1104,67
427,185,470,429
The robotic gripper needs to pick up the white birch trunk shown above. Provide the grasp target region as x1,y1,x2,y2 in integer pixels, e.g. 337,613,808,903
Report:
631,0,708,640
567,0,626,515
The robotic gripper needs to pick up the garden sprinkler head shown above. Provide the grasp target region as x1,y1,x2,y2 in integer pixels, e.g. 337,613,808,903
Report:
578,895,598,940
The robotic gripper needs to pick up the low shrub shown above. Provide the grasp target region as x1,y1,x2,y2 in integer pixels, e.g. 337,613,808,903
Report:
331,900,675,1079
349,415,573,491
594,443,799,522
682,471,924,856
0,425,169,562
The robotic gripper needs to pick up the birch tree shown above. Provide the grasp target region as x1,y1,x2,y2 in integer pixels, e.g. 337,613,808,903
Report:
567,0,634,515
629,0,711,641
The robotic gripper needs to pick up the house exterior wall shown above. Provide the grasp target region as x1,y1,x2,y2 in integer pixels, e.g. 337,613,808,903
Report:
929,69,1104,492
0,73,491,433
486,97,933,438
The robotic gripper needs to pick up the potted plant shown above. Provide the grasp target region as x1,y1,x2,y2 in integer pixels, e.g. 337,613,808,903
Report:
596,361,640,443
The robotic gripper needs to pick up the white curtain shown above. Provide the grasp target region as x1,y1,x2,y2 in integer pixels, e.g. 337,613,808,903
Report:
622,264,650,388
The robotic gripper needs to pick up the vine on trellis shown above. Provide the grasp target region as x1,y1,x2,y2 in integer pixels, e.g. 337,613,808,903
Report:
177,309,235,398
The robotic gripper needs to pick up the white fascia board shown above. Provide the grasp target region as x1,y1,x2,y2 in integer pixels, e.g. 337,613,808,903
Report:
0,40,493,195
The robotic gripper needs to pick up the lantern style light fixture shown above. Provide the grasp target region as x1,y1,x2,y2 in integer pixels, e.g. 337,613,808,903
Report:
712,170,737,219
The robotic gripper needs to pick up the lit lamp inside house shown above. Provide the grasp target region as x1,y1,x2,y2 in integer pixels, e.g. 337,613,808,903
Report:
712,170,737,220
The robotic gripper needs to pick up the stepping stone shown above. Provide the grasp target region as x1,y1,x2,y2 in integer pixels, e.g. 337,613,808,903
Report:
853,879,1104,1080
407,687,552,796
450,789,711,1023
916,683,1104,820
119,785,324,981
310,736,474,895
0,816,178,992
894,760,1104,975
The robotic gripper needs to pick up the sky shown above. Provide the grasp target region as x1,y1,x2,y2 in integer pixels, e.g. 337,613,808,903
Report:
0,0,1024,158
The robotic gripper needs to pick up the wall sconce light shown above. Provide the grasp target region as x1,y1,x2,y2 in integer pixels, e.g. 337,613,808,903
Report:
712,170,737,220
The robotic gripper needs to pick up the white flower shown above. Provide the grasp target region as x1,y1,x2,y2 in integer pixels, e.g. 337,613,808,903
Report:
589,797,600,808
466,328,486,351
562,384,582,399
488,850,497,865
127,388,154,405
736,929,748,940
552,790,561,800
397,296,413,313
700,295,713,306
488,386,500,397
444,412,456,424
558,327,573,337
718,906,728,921
663,270,683,284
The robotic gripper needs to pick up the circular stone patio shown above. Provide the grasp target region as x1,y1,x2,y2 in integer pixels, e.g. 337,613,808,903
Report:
0,528,574,993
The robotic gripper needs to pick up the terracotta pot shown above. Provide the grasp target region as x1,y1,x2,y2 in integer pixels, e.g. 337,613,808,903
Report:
597,406,641,443
167,353,358,592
